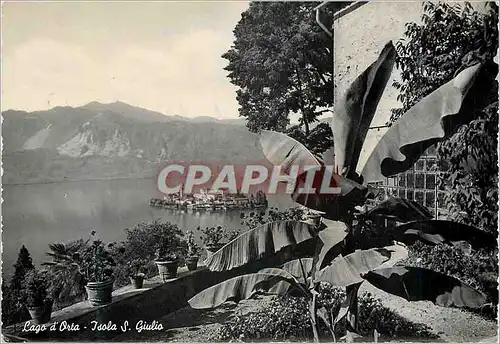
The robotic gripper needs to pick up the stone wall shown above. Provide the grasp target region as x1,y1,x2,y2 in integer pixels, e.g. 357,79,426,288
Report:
3,266,245,341
3,249,297,341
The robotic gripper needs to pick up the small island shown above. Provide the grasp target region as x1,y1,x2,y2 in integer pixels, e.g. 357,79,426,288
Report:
150,189,268,211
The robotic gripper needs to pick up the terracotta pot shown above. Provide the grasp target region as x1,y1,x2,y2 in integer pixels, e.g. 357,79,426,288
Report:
130,273,145,289
85,279,114,306
27,299,53,324
185,256,199,271
205,243,226,259
155,260,179,282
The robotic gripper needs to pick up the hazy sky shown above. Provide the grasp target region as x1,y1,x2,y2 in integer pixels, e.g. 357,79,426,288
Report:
1,1,249,118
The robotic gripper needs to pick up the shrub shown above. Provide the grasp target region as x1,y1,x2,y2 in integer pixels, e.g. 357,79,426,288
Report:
214,295,311,341
240,207,305,230
214,283,436,341
201,225,239,246
22,269,51,308
438,102,499,234
112,220,187,288
355,292,435,339
1,282,27,326
123,219,187,261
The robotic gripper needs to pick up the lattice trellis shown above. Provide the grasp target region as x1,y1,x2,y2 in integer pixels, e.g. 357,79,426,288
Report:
366,145,448,218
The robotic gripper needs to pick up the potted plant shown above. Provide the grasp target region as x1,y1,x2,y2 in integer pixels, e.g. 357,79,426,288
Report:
81,240,116,306
185,231,200,271
22,269,53,324
154,227,187,282
155,245,180,281
201,226,240,259
128,258,147,289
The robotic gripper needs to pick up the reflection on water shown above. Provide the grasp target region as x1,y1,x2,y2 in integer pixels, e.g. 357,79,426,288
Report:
2,178,294,277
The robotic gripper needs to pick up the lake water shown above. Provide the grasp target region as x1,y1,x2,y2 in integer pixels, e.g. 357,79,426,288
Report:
2,178,295,277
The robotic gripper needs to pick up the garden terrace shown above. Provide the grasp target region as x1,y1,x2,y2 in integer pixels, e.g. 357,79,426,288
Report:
4,264,498,343
2,266,242,341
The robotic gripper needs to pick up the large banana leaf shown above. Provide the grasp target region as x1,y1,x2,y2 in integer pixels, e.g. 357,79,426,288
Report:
320,146,335,166
281,258,314,282
276,238,393,285
188,271,295,309
332,41,396,176
316,219,349,270
334,282,363,331
260,261,314,296
363,197,433,223
259,130,321,173
363,266,487,308
392,220,498,250
374,244,408,269
291,167,367,220
317,248,392,287
259,129,367,218
258,268,308,296
361,62,497,182
204,221,319,272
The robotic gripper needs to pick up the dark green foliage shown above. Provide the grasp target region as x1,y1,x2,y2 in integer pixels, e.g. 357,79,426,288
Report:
223,2,348,152
123,219,187,262
215,296,311,341
111,220,187,288
111,248,157,289
391,1,498,233
80,240,116,283
1,282,26,326
402,242,498,316
201,226,238,246
11,245,34,296
286,122,334,155
22,269,50,308
438,102,498,233
391,2,498,121
214,285,436,341
42,239,89,308
389,2,498,318
42,239,116,307
355,292,436,339
3,246,36,326
240,207,305,230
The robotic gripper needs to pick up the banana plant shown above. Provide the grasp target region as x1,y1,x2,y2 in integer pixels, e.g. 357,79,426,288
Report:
188,41,497,342
189,220,405,341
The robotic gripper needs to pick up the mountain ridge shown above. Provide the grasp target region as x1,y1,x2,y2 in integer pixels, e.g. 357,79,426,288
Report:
3,101,247,125
2,102,263,185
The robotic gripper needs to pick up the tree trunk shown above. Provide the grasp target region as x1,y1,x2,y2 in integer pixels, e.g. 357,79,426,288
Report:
307,219,326,343
302,112,310,136
309,292,320,343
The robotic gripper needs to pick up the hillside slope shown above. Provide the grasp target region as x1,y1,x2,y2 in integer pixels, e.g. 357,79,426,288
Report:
2,102,264,184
